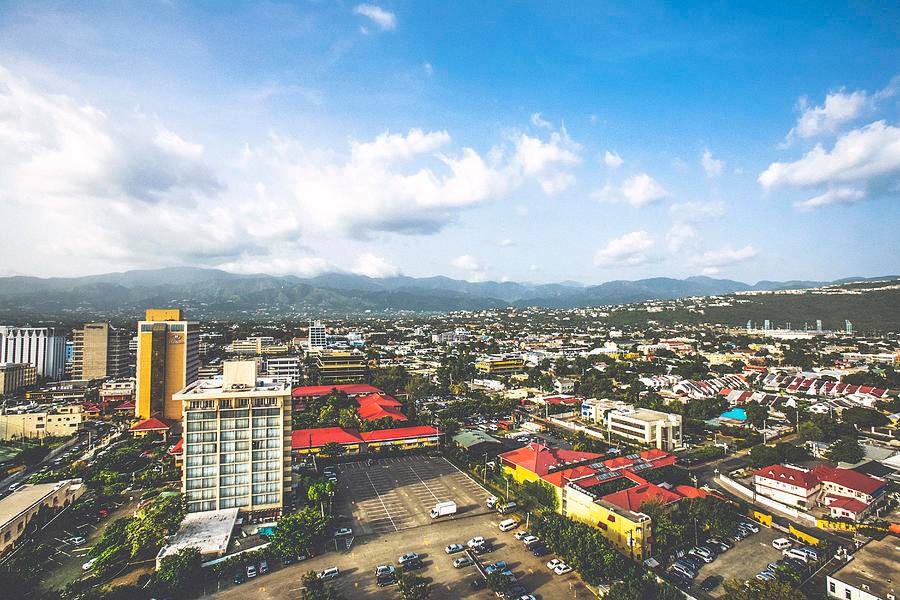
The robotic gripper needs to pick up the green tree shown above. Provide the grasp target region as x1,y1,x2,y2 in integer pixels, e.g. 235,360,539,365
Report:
125,493,185,557
745,403,769,428
397,570,431,600
320,442,346,458
750,444,781,468
153,547,203,599
722,578,806,599
269,508,328,559
607,575,684,600
797,420,824,443
300,570,345,600
826,437,865,464
841,407,889,428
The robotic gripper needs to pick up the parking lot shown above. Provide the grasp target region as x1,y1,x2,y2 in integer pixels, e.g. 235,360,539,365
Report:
213,510,587,600
685,525,785,598
332,455,493,536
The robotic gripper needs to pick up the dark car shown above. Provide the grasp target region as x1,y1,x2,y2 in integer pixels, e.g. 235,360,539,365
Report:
401,558,424,571
675,557,702,571
233,570,246,585
376,573,398,587
699,575,722,591
530,544,549,556
473,542,494,555
471,578,487,590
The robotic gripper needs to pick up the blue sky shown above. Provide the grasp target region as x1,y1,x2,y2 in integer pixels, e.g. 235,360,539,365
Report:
0,1,897,284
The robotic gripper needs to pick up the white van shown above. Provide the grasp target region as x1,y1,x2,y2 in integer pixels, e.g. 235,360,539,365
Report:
772,538,792,550
783,548,810,563
499,518,519,532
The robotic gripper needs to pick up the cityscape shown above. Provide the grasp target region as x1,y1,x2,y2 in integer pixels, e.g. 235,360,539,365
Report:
0,3,898,600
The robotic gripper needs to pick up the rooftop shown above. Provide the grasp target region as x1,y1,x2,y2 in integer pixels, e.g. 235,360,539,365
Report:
828,536,899,598
176,377,290,396
499,442,603,477
156,508,239,561
0,481,81,529
291,384,382,398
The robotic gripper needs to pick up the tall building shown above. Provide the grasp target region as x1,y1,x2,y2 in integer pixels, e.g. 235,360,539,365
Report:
72,322,130,380
308,321,326,351
135,309,199,422
0,327,66,380
176,360,292,519
315,350,367,384
0,363,37,396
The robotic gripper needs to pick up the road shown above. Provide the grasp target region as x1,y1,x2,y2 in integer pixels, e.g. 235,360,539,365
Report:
687,432,800,485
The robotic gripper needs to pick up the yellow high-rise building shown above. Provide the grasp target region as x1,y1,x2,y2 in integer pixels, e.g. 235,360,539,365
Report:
135,309,199,422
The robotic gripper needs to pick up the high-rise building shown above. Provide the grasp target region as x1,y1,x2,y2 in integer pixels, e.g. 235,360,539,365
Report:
308,321,326,351
72,322,130,380
176,360,292,519
315,350,367,384
135,309,199,422
0,327,66,380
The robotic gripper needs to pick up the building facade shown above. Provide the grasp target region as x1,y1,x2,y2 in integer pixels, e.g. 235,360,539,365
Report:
0,405,84,440
176,361,292,520
0,363,37,396
605,407,683,451
826,537,897,600
135,309,200,422
72,322,130,380
475,355,525,375
308,322,326,351
0,327,66,380
265,356,302,386
0,479,85,555
315,350,367,384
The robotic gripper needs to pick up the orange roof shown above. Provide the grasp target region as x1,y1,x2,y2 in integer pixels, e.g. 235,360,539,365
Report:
292,427,362,448
357,393,402,407
292,384,382,398
169,438,183,455
603,482,683,512
673,484,710,499
358,403,408,422
498,442,602,477
541,465,599,488
359,426,438,442
129,417,170,432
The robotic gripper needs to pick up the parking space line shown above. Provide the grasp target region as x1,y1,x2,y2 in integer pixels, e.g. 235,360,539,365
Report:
363,471,398,532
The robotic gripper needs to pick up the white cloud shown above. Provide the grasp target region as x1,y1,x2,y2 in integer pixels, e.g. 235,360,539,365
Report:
353,4,396,31
498,238,514,247
594,231,656,267
759,121,900,204
353,252,400,278
665,223,697,253
351,128,450,164
530,112,552,130
511,129,582,194
794,187,865,210
528,264,539,272
218,255,334,277
701,149,724,177
451,254,487,281
691,245,758,269
594,173,667,207
669,201,725,222
603,150,623,169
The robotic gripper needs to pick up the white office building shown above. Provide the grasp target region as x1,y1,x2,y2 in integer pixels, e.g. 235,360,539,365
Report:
308,322,326,351
265,356,302,386
0,327,66,380
605,407,683,451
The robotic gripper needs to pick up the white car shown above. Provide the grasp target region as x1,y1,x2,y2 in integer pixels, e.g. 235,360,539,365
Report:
514,531,529,540
67,536,87,545
546,558,563,570
466,536,485,548
398,552,420,564
318,567,340,580
522,535,540,546
554,563,572,575
81,558,97,571
375,565,395,576
445,544,465,554
333,527,353,537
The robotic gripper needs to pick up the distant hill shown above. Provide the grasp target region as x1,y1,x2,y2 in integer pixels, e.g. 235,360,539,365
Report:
0,267,894,321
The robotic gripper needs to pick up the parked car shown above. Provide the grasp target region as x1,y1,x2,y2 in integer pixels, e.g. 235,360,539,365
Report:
675,557,702,572
707,537,732,551
472,542,494,555
453,557,474,568
376,573,397,587
258,559,268,575
522,535,540,546
401,558,424,571
445,543,465,554
471,578,487,590
772,537,793,550
398,552,420,565
698,575,722,591
318,567,340,580
233,570,246,585
513,531,529,540
689,547,715,563
67,536,87,545
530,544,549,556
755,570,775,582
375,565,395,577
670,563,697,580
553,563,572,575
81,558,97,571
333,527,353,537
796,546,819,561
246,564,257,578
546,559,563,570
740,521,760,533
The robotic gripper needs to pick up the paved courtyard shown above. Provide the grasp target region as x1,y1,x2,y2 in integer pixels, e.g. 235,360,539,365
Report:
332,454,493,536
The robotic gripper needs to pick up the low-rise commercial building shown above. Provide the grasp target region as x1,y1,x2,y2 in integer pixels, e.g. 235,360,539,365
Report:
0,404,84,440
314,350,367,384
0,363,37,396
291,425,439,456
826,536,898,600
265,356,302,386
0,479,85,555
475,355,525,375
605,407,683,451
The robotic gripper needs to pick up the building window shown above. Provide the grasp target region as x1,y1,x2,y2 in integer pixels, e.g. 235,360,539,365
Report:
829,581,835,593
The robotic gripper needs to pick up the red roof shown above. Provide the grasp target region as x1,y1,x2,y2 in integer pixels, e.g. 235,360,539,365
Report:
357,393,402,408
811,466,886,496
603,482,683,512
129,417,170,432
754,464,819,489
541,465,600,488
543,396,583,405
827,495,868,514
358,403,408,422
114,400,135,411
292,384,382,398
498,443,602,477
292,427,363,449
169,438,183,455
359,426,438,442
673,485,710,499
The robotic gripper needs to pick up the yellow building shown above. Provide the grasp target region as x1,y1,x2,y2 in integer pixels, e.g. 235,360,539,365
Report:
475,356,525,375
72,322,130,380
0,363,36,396
315,350,367,384
561,482,652,560
0,405,83,440
135,309,199,422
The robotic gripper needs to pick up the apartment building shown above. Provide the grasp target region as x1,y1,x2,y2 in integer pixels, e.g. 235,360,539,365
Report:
135,309,200,422
605,407,683,451
308,322,327,351
0,405,84,440
265,356,302,386
0,363,37,396
176,361,292,520
72,322,130,380
314,350,367,384
0,326,66,380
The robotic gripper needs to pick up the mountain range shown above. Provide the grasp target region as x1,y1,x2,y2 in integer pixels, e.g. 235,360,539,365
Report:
0,267,895,320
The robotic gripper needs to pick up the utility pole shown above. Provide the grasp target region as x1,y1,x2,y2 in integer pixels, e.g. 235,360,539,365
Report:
483,452,488,484
505,478,509,501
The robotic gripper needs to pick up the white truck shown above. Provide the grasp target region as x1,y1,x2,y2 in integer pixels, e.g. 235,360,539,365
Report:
430,500,457,519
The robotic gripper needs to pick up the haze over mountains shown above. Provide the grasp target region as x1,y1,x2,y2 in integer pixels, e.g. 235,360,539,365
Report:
0,267,894,319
